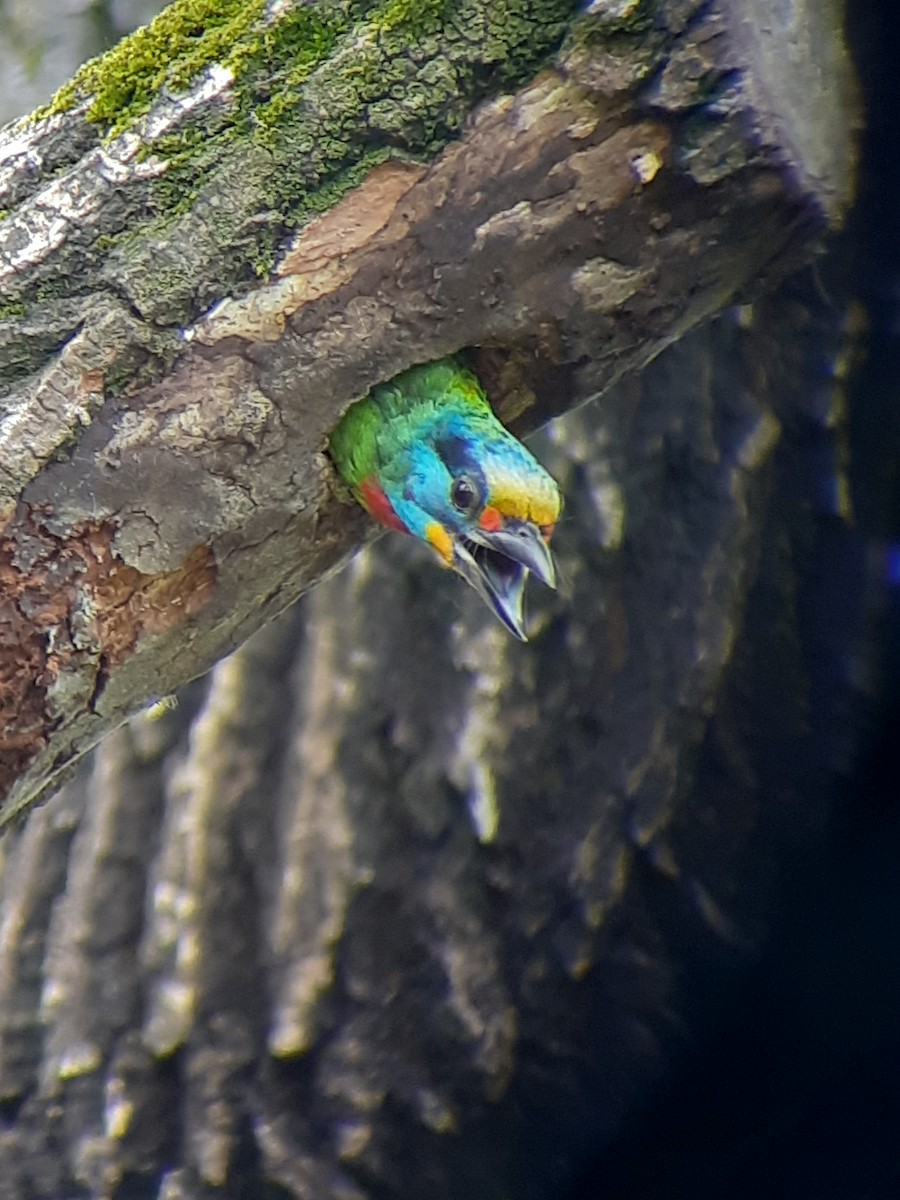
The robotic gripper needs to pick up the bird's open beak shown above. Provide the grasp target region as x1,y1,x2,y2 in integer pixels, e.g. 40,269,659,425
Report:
452,520,557,641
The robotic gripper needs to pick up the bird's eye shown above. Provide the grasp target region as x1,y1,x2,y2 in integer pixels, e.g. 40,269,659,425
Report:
451,475,480,514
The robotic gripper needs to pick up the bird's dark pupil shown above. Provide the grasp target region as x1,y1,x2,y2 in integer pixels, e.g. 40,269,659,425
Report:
452,477,477,511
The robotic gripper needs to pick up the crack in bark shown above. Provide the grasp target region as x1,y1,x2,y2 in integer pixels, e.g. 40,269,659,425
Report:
0,513,216,806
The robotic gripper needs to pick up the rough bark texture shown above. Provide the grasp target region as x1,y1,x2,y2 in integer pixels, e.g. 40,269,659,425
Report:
0,0,857,821
0,2,875,1197
0,275,868,1200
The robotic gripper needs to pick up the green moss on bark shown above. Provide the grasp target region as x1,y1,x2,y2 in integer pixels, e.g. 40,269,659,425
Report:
46,0,270,134
34,0,579,323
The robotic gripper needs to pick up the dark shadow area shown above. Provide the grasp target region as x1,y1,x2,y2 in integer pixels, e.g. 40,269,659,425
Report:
565,0,900,1195
566,683,900,1200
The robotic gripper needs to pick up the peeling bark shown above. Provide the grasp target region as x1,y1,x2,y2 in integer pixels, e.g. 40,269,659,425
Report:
0,3,858,819
0,519,214,798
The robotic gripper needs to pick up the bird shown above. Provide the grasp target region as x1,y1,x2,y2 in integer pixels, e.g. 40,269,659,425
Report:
329,357,561,640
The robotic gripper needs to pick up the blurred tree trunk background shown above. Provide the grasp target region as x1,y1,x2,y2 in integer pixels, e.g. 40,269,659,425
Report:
0,1,164,128
1,3,896,1200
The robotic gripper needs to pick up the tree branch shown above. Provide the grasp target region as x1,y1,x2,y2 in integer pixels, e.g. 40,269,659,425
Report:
0,0,858,821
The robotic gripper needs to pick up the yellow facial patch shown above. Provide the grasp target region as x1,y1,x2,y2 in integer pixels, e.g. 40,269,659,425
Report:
487,468,561,530
425,522,454,567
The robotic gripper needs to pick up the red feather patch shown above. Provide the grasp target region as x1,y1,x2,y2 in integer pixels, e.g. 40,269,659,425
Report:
359,477,408,533
478,505,503,532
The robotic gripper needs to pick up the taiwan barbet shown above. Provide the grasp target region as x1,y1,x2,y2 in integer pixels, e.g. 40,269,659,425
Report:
329,358,561,640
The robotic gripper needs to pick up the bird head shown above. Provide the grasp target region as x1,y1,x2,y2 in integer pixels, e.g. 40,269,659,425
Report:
332,361,561,639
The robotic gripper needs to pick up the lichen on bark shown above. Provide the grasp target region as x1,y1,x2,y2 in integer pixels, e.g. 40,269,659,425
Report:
0,0,859,835
12,0,576,324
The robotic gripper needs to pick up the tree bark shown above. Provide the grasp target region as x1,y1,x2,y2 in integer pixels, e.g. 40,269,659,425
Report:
0,0,857,822
0,3,880,1198
0,275,870,1200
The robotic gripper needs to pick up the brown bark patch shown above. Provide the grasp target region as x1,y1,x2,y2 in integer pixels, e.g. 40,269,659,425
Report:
0,514,215,797
79,535,216,657
277,160,425,278
189,161,426,346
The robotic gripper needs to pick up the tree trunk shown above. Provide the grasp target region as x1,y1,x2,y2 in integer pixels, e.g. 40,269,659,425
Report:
0,0,857,821
0,273,873,1200
0,2,878,1199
